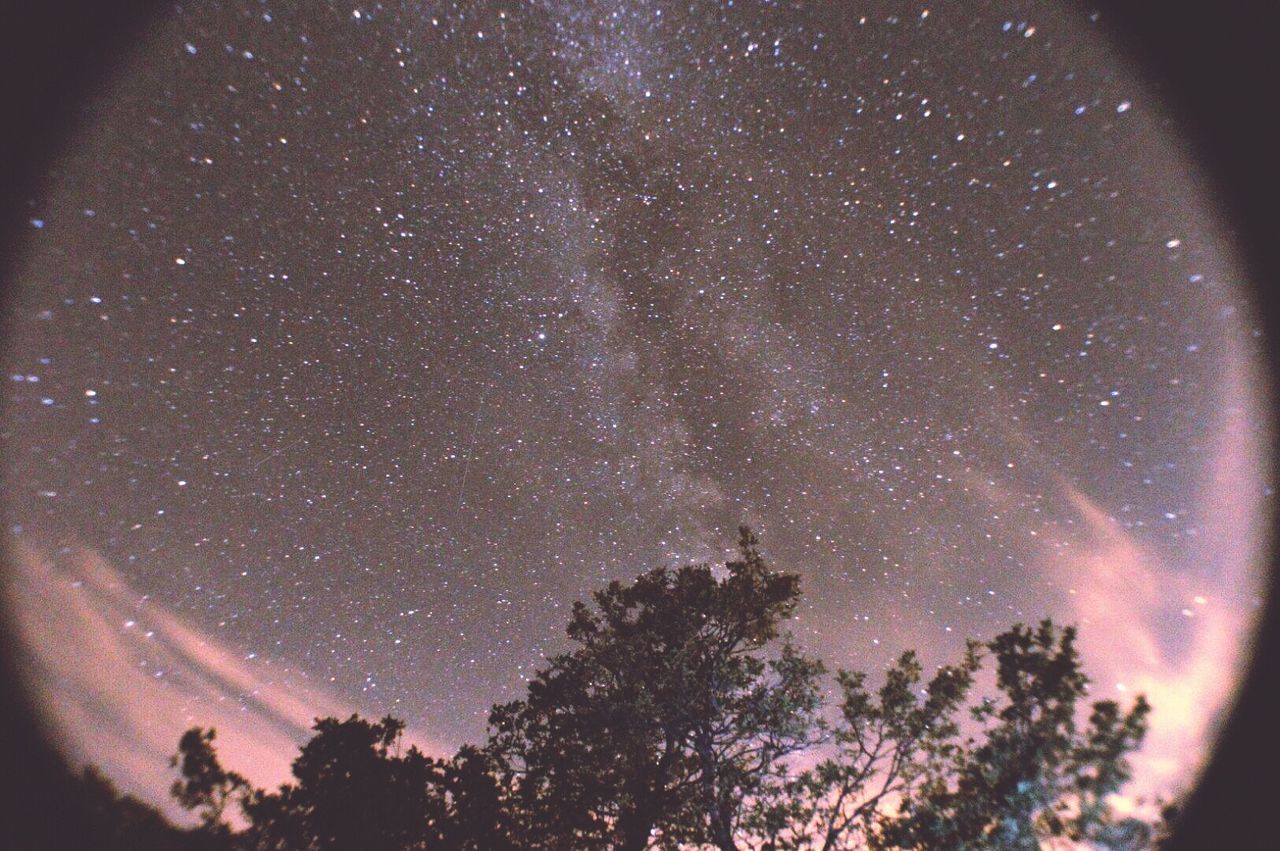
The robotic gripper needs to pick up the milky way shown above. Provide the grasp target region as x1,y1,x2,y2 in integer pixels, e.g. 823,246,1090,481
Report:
2,0,1272,813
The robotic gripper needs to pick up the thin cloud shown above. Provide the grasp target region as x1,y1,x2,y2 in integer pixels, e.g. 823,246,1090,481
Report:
1041,469,1261,815
4,539,446,819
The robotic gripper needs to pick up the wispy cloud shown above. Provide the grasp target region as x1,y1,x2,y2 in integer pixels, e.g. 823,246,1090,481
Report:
1047,351,1268,812
3,539,445,819
1049,480,1252,809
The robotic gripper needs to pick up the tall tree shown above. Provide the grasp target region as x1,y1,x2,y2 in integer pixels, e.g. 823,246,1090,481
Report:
486,527,825,851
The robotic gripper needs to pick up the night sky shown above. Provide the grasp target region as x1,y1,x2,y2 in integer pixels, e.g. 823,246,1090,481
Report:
2,0,1272,814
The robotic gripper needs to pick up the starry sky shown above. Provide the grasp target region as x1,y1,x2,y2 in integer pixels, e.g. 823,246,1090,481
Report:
1,0,1273,816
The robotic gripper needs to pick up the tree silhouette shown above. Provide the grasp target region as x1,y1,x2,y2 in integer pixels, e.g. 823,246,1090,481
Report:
485,527,825,850
241,714,450,851
73,764,232,851
171,727,249,834
64,526,1162,849
436,744,518,850
874,621,1152,850
748,642,983,850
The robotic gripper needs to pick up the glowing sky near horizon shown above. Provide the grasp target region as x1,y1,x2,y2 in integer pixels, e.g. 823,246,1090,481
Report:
1,0,1272,816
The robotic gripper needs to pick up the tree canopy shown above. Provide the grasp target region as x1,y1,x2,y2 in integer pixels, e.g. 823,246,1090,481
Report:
73,527,1161,849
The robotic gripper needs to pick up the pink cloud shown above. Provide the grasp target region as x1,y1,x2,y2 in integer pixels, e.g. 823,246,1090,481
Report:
3,539,446,820
1040,343,1270,811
